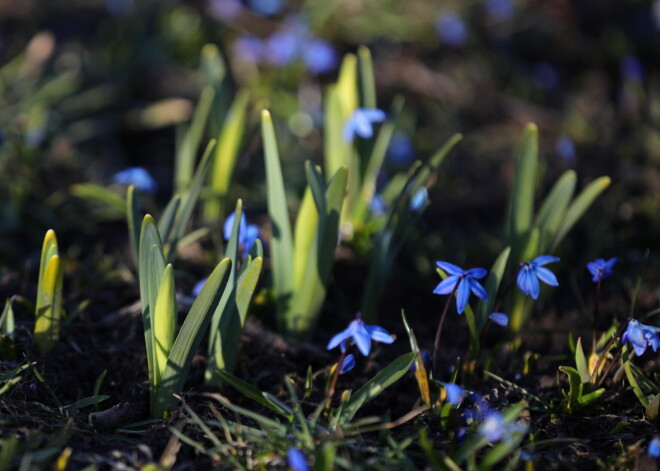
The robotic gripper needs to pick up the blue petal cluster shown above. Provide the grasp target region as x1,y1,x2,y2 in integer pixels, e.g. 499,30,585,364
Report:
434,261,488,314
287,447,309,471
623,319,660,356
435,12,468,47
489,312,509,327
649,436,660,458
441,382,466,405
340,354,355,374
327,314,394,356
517,255,559,299
224,212,260,258
479,412,528,442
587,257,617,283
113,167,157,195
343,108,386,142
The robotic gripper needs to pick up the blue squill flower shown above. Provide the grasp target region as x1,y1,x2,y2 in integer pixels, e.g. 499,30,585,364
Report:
587,258,617,283
386,133,414,167
248,0,285,16
623,319,660,356
113,167,157,195
517,255,559,300
327,313,394,356
621,55,644,82
435,12,468,46
192,278,207,297
441,382,466,405
224,212,260,258
264,30,299,66
302,39,337,74
233,36,264,65
479,412,527,442
370,194,387,215
343,108,386,142
287,447,309,471
489,312,509,327
434,261,488,314
649,436,660,458
340,354,355,374
556,134,576,163
409,187,428,211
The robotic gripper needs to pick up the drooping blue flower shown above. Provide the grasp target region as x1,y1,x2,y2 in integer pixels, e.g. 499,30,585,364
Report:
113,167,157,195
479,412,527,442
223,212,260,258
386,133,414,167
516,255,560,300
649,436,660,458
287,447,309,471
342,108,386,142
435,12,468,47
434,261,488,314
410,187,428,211
587,258,617,283
192,278,207,297
623,319,660,356
340,354,355,374
489,312,509,327
302,39,337,74
327,313,394,356
441,382,466,405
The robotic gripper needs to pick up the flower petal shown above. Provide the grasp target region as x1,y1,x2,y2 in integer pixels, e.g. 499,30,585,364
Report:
353,320,372,356
534,266,558,287
489,312,509,326
531,255,560,266
466,267,487,279
516,267,534,297
436,261,465,275
367,325,394,344
340,354,356,374
443,383,465,405
327,329,352,351
433,275,460,295
456,279,470,314
469,278,488,302
361,108,387,122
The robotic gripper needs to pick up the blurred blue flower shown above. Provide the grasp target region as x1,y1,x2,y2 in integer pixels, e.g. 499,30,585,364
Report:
248,0,285,16
370,194,387,215
587,258,617,283
387,133,414,167
410,187,428,211
623,319,660,356
555,134,576,163
434,261,488,314
621,55,644,82
233,36,263,65
532,62,560,91
302,39,337,74
327,313,394,356
192,278,207,297
486,0,514,21
287,447,309,471
210,0,242,20
479,412,527,442
489,312,509,327
516,255,559,299
223,211,260,257
441,382,466,405
435,12,468,46
113,167,157,195
340,354,355,374
649,436,660,458
343,108,386,142
264,30,299,66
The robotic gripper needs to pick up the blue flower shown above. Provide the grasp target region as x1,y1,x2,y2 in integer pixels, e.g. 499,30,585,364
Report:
409,187,428,211
223,212,260,258
489,312,509,327
327,313,394,356
233,36,264,65
342,108,386,142
434,261,488,314
516,255,560,299
287,447,309,471
435,12,468,47
441,382,466,405
409,351,432,372
486,0,514,21
621,55,644,82
587,258,617,283
649,436,660,458
302,39,337,74
370,194,387,215
479,412,527,442
264,29,299,66
623,319,660,356
386,133,414,167
248,0,285,16
555,134,576,163
113,167,157,195
340,354,355,374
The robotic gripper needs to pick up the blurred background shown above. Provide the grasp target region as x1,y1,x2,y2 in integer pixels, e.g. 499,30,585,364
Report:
2,0,660,307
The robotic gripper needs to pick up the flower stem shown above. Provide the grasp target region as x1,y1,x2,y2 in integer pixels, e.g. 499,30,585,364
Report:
592,279,602,352
325,348,348,410
432,280,460,379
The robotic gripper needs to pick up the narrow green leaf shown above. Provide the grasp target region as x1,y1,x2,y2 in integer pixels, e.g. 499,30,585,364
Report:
37,230,59,305
127,185,141,268
477,247,510,330
574,337,591,384
63,395,110,412
507,123,538,257
214,370,293,418
0,362,34,382
357,46,376,108
339,352,415,423
549,176,611,252
34,255,63,354
402,310,430,406
71,183,127,217
293,188,319,290
157,194,181,245
323,87,350,178
577,388,605,406
155,258,231,417
262,110,294,329
204,89,250,222
535,170,576,251
153,264,177,390
559,366,582,409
